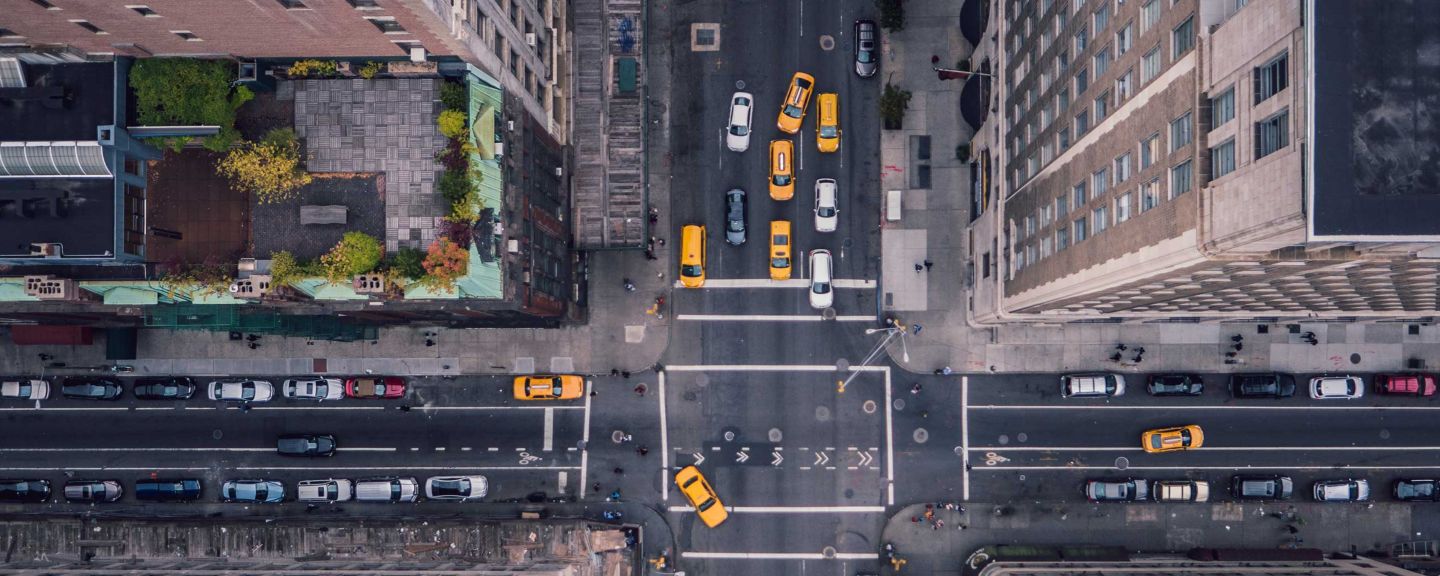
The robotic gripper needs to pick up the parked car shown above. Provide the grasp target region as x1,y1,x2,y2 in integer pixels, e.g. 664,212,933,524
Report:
1394,479,1439,502
345,376,407,399
513,375,584,400
132,377,197,400
813,178,839,232
854,19,878,77
1375,373,1436,396
1228,373,1296,399
0,378,49,400
1060,373,1126,398
0,479,51,502
425,476,489,502
355,477,420,502
297,479,354,503
282,377,344,401
725,91,754,152
207,380,274,403
1230,475,1293,501
134,478,202,502
724,188,748,246
1309,375,1364,399
1084,478,1147,502
808,249,834,310
1313,479,1369,502
1152,480,1209,502
1140,425,1204,454
276,433,337,457
61,377,123,400
674,465,728,527
63,480,123,503
222,479,285,503
1146,374,1203,396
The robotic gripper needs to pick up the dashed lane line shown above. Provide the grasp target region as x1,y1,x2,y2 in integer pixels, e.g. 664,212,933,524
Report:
665,365,889,372
970,404,1440,411
970,446,1440,452
671,278,876,289
675,314,877,322
0,447,394,452
668,505,885,513
977,464,1440,471
681,552,880,560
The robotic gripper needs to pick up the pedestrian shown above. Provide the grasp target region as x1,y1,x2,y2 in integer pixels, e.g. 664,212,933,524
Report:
1110,352,1123,362
248,342,260,350
1115,343,1128,351
924,259,933,271
1232,334,1245,343
915,263,923,274
614,467,625,475
924,508,935,522
912,324,923,335
634,384,647,396
1286,524,1299,534
610,489,622,501
1132,353,1144,364
1233,342,1244,352
936,519,945,529
621,371,631,379
637,445,649,456
657,238,666,247
644,250,658,261
623,280,637,292
911,383,922,395
942,366,953,375
1307,338,1318,347
911,516,921,523
930,55,940,64
1134,346,1146,355
425,339,435,347
933,368,945,375
1225,351,1237,358
611,369,621,376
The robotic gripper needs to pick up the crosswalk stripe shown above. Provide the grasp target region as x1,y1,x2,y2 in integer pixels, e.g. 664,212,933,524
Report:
672,278,876,289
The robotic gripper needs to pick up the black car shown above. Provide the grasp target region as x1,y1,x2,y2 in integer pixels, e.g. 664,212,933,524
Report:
1146,374,1204,396
1228,373,1296,399
134,479,203,502
61,377,123,400
1230,475,1293,500
1395,479,1439,502
133,377,197,400
0,479,52,502
724,188,747,246
854,19,878,77
277,433,337,457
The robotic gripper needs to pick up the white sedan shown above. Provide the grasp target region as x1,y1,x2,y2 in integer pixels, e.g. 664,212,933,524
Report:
1309,375,1364,399
726,91,754,152
814,178,839,232
283,377,344,401
426,475,489,502
808,249,834,310
208,380,275,403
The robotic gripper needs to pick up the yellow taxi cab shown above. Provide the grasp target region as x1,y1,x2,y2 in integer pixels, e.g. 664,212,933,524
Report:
815,93,841,153
512,375,584,400
769,139,795,201
679,224,706,288
776,72,816,134
674,465,728,528
769,220,792,281
1141,424,1205,454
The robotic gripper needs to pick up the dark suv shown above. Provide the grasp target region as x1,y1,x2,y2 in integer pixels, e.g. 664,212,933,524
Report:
0,479,51,502
61,377,123,400
277,434,337,457
1146,374,1204,396
1231,475,1293,500
724,189,748,246
1228,373,1296,399
133,377,197,400
135,479,203,502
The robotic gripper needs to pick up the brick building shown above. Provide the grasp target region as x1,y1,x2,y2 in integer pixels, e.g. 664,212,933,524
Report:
967,0,1440,324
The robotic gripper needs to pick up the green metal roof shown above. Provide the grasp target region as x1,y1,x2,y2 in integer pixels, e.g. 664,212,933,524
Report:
100,286,159,305
292,279,368,301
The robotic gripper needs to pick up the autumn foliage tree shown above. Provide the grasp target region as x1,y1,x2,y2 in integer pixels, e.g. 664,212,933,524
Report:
217,127,312,203
421,237,469,292
320,232,384,282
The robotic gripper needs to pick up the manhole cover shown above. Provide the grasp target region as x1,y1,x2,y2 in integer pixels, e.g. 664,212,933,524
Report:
723,430,736,442
696,29,716,46
1380,429,1391,439
212,429,223,440
816,406,832,421
893,398,906,410
913,428,929,443
822,546,837,558
768,428,783,442
1350,353,1362,364
836,359,851,371
1017,433,1029,443
1115,456,1130,470
736,80,746,89
954,446,964,456
819,35,835,50
863,400,877,414
998,434,1010,445
822,308,836,320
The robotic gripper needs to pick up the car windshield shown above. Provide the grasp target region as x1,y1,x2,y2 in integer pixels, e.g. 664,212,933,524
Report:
773,173,791,185
433,479,468,495
238,384,255,400
1149,435,1163,449
771,257,790,268
730,124,748,136
858,50,874,63
783,104,803,119
735,97,750,107
682,264,703,277
811,281,830,294
817,206,835,217
1406,482,1435,498
728,219,744,232
820,126,838,137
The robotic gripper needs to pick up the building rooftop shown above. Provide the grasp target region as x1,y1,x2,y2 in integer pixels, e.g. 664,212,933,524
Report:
1311,0,1440,239
0,61,114,142
0,179,115,258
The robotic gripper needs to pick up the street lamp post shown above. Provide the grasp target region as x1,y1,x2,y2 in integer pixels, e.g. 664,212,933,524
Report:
838,323,910,393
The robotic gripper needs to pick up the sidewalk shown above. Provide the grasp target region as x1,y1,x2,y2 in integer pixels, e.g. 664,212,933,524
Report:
875,0,1440,377
882,501,1418,576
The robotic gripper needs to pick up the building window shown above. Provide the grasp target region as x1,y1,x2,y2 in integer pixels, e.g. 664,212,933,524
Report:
366,16,406,33
1140,132,1160,168
1076,25,1088,52
1093,45,1111,76
277,0,308,8
1116,192,1133,222
1073,181,1089,207
1255,109,1290,159
1023,215,1036,240
1171,160,1193,197
1041,235,1053,259
1075,109,1090,136
1115,23,1132,55
1059,49,1070,72
124,184,145,256
983,252,992,278
1114,153,1131,183
1140,179,1160,211
0,27,16,38
1075,66,1089,94
1141,0,1161,32
127,5,159,17
1172,15,1194,58
171,30,200,41
1092,167,1109,195
70,20,106,34
347,0,381,7
1093,206,1109,233
1057,193,1071,218
30,0,57,8
1094,92,1109,122
1115,69,1132,103
1059,124,1072,149
1141,45,1162,83
1254,51,1289,104
1059,87,1070,111
1170,112,1191,151
1211,87,1235,129
1057,226,1071,250
1210,138,1236,178
1074,216,1089,242
1094,4,1110,32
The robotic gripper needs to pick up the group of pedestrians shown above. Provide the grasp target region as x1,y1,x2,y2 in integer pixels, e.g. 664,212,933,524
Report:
1109,343,1145,364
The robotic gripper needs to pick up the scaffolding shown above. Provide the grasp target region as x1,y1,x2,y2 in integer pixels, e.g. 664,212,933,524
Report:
143,305,377,342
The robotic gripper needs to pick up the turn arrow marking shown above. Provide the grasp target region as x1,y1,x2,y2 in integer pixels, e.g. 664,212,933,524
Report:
771,451,784,466
858,451,873,466
736,451,750,463
814,451,830,466
692,452,705,465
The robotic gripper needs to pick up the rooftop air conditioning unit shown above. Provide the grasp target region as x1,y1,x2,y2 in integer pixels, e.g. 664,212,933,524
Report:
508,239,520,254
24,275,75,300
352,273,387,295
525,33,537,47
29,243,61,258
409,46,427,63
554,166,563,177
228,275,271,299
507,120,515,131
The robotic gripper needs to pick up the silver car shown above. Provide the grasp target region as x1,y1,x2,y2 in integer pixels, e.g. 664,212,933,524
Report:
854,20,878,77
425,476,489,502
297,479,353,502
1314,479,1370,502
64,480,123,503
726,91,754,152
814,178,839,233
283,377,344,401
808,249,834,310
222,479,285,503
208,380,274,403
1,379,49,400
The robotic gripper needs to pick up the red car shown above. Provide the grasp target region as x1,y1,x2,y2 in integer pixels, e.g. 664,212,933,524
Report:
344,376,407,399
1375,374,1436,396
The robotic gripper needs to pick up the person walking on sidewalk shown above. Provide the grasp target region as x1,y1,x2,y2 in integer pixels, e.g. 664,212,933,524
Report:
912,324,923,335
623,278,636,292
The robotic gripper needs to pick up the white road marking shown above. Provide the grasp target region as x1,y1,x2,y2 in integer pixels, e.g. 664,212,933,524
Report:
666,365,888,372
676,314,876,322
971,445,1440,452
543,407,555,452
668,505,885,513
977,464,1440,471
970,404,1440,411
488,447,500,452
435,447,446,452
0,467,211,472
884,366,894,506
235,465,582,471
660,370,671,501
0,407,130,412
244,406,389,411
962,375,970,501
0,447,395,452
671,278,875,289
558,470,568,495
414,405,584,410
461,447,472,451
682,552,879,560
579,377,593,498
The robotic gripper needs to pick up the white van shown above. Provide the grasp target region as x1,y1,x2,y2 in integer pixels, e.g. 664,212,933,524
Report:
355,477,419,502
885,190,902,222
1060,373,1126,397
297,479,354,502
